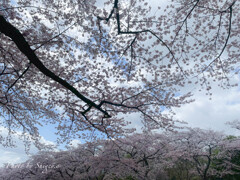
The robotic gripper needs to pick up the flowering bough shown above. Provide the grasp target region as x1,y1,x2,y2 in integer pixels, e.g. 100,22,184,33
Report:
0,0,239,145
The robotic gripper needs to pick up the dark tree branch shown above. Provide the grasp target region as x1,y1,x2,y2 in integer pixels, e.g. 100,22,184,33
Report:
33,23,76,51
97,0,185,75
7,63,31,92
0,15,110,118
172,0,200,44
203,1,235,72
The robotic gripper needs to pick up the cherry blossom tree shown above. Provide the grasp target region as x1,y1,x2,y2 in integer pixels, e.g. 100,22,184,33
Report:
0,133,170,179
90,133,171,179
166,128,240,180
0,0,239,146
0,143,101,180
227,120,240,131
1,129,240,180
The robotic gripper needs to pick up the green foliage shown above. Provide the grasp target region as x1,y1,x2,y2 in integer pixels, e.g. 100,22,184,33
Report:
124,153,132,159
225,135,237,140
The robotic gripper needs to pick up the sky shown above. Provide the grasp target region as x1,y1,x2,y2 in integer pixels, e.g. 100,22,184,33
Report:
174,77,240,136
1,0,240,167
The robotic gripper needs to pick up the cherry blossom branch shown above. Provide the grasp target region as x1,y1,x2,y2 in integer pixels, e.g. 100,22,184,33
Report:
33,23,76,51
0,65,7,75
98,100,161,125
97,0,185,76
171,0,200,44
202,1,235,72
0,15,110,118
0,5,57,14
7,63,31,92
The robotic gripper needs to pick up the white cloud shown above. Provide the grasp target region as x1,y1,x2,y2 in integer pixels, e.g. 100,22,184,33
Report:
123,112,143,133
68,139,82,148
0,127,56,167
173,76,240,136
